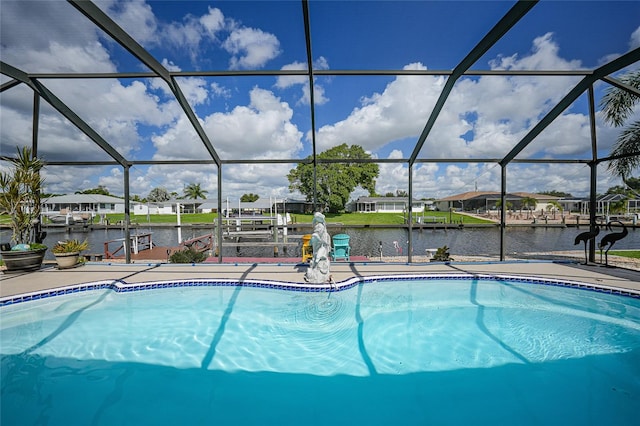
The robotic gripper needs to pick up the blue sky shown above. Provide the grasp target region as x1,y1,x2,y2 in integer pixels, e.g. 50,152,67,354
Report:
1,0,639,202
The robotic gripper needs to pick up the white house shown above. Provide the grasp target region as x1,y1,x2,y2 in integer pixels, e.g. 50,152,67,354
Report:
354,197,425,213
42,194,133,215
133,202,176,215
134,198,215,215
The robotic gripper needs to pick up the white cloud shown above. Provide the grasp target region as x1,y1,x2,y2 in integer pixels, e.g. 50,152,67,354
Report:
151,87,303,161
202,87,303,159
106,0,158,45
42,77,178,156
372,156,623,200
173,77,210,106
150,116,210,161
96,167,126,194
0,1,179,164
223,27,281,69
126,162,295,201
109,4,226,66
275,61,308,89
630,26,640,49
504,163,623,197
313,34,598,166
200,7,225,38
488,33,582,71
0,1,99,56
1,1,116,75
275,57,330,105
110,3,282,70
223,163,294,198
164,15,207,55
161,59,182,72
210,82,231,99
130,164,217,198
313,63,445,152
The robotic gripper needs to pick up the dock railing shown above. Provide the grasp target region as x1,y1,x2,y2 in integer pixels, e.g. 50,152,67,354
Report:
180,233,213,252
104,232,153,259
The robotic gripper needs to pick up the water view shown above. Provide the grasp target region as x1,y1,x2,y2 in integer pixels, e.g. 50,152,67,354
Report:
11,225,638,261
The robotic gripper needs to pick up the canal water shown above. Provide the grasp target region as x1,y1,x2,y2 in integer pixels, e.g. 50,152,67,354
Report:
5,225,636,260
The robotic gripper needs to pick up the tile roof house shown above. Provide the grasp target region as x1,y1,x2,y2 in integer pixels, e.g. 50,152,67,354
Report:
435,191,560,212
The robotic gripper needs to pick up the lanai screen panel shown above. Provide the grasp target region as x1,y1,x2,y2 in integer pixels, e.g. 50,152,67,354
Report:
307,1,516,70
0,1,151,75
481,1,639,72
173,76,308,162
415,74,585,161
311,74,444,160
96,0,308,73
222,163,296,200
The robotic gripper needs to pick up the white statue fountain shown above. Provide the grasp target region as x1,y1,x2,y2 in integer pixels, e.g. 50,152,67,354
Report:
304,212,332,283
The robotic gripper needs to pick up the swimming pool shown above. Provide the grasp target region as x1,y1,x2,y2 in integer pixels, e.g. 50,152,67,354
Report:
1,275,639,425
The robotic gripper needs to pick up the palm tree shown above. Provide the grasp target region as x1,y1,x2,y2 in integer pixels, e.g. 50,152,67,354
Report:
547,200,562,219
182,183,208,213
609,198,628,215
600,69,640,186
521,196,537,218
183,183,208,199
241,193,259,202
495,199,512,213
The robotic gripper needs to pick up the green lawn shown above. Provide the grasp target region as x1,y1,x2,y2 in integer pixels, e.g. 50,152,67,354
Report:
1,211,492,226
107,213,217,224
98,211,490,226
608,250,640,259
292,211,490,225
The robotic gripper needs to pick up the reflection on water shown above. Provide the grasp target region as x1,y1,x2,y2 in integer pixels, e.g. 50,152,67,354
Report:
3,225,635,260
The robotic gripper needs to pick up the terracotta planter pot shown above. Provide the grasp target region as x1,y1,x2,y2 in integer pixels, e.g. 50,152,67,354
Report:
54,252,81,269
1,248,47,273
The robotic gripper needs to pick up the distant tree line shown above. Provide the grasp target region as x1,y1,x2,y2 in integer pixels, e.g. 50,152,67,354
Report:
53,165,639,213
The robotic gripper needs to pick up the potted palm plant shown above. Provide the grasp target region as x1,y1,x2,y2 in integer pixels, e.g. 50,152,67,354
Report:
0,146,48,272
52,239,89,269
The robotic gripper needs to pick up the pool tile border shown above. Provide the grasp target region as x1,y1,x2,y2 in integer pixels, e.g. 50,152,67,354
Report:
1,273,638,307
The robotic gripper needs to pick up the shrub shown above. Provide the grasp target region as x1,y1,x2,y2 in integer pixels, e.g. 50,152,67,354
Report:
432,245,453,262
169,247,207,263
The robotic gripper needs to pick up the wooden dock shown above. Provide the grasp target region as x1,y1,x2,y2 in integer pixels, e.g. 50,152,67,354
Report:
104,233,214,261
98,231,369,264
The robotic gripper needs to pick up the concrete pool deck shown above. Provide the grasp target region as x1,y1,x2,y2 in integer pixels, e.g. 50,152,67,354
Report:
1,260,639,299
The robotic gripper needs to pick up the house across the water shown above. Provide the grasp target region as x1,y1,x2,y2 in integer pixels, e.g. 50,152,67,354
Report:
352,197,427,213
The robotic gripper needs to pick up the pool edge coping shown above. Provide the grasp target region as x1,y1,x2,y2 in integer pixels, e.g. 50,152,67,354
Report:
2,271,639,306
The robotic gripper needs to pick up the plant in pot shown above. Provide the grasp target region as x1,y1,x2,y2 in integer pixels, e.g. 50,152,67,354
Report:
0,146,48,273
52,239,89,269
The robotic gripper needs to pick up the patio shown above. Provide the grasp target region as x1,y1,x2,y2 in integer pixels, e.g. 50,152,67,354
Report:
2,260,639,301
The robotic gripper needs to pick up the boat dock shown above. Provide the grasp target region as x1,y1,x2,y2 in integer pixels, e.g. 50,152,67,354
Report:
102,232,303,262
103,233,216,261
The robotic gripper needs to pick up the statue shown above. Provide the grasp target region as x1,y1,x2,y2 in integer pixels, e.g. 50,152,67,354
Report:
573,225,599,265
599,220,629,267
304,212,332,283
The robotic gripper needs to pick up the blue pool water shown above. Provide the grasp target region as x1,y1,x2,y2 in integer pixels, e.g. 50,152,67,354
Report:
1,278,639,425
